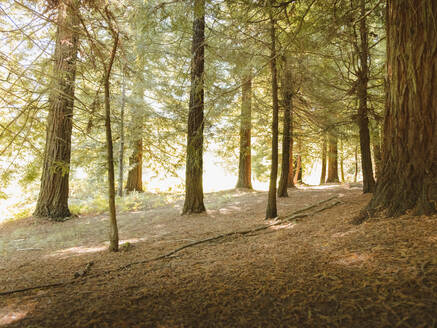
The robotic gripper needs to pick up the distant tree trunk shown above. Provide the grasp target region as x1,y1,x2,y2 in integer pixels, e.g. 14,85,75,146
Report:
236,74,252,189
103,24,119,252
266,1,279,219
354,145,358,183
117,72,126,197
366,0,437,217
125,138,143,192
293,154,301,185
356,0,376,193
340,138,345,183
326,132,339,183
286,134,295,188
278,56,293,197
183,0,206,214
372,123,382,181
320,134,327,184
34,0,79,220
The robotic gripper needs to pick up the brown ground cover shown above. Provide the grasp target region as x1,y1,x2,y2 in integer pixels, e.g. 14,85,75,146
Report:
0,185,436,327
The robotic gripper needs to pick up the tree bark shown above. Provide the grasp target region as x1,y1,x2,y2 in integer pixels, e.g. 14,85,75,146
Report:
103,21,119,252
372,123,382,181
278,56,293,197
286,133,295,188
125,138,143,192
182,0,206,214
236,74,252,189
356,0,376,193
34,0,79,220
367,0,437,217
340,137,345,183
326,132,339,183
354,145,358,183
266,1,279,219
117,71,126,197
293,154,301,185
320,134,327,185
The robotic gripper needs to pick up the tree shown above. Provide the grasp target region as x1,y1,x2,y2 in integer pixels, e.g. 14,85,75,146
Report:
354,0,375,193
320,134,327,184
125,139,143,192
278,56,293,197
236,73,253,189
34,0,79,219
326,131,339,183
362,0,437,219
265,0,279,219
182,0,206,215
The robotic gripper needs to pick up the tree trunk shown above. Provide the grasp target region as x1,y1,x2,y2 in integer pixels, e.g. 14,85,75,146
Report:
372,123,382,181
117,71,126,197
278,56,293,197
326,132,339,183
354,145,358,183
34,0,79,220
103,26,119,252
236,74,252,189
367,0,437,217
320,134,327,185
286,132,295,188
340,137,345,183
125,138,143,192
265,1,279,219
356,0,376,193
182,0,206,214
293,154,301,185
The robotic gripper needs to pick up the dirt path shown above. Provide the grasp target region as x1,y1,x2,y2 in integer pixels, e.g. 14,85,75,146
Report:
1,185,436,327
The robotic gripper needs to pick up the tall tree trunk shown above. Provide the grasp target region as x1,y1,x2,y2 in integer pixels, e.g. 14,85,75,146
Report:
265,1,279,219
354,145,358,183
236,74,252,189
278,56,293,197
320,134,327,184
372,123,382,181
286,131,295,188
103,25,119,252
125,138,143,192
340,137,345,183
356,0,376,193
117,71,126,197
183,0,206,214
326,132,339,183
366,0,437,217
293,154,301,185
34,0,79,220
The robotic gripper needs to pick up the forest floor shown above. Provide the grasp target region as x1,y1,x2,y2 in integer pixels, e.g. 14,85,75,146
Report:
0,184,436,328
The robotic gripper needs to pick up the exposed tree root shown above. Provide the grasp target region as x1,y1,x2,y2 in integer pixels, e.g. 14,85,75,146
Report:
0,196,341,296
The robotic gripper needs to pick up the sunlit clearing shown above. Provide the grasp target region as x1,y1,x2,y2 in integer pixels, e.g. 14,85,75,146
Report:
46,245,106,259
270,222,297,230
335,252,371,267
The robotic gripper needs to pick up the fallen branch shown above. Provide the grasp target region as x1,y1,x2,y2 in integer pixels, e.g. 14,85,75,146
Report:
0,197,341,296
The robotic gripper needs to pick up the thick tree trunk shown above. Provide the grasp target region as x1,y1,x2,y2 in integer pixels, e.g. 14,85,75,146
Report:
326,132,339,183
103,30,119,252
125,138,143,192
266,2,279,219
34,0,79,220
320,134,327,185
366,0,437,217
236,74,252,189
356,0,376,193
278,56,293,197
117,72,126,197
182,0,206,214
